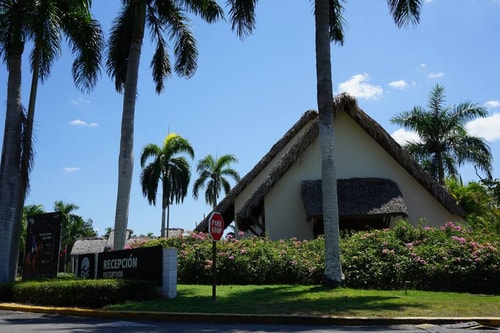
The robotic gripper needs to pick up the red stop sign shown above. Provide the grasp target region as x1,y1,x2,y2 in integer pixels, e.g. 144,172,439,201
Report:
208,212,224,241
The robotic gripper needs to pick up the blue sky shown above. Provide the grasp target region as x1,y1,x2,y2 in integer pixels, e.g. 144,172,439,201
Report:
1,0,499,237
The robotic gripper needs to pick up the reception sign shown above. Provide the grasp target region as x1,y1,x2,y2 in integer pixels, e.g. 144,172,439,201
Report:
97,246,163,284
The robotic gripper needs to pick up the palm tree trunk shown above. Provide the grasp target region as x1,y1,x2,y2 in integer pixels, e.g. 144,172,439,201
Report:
0,53,23,283
165,205,170,238
113,11,145,251
314,0,343,287
10,47,41,279
437,151,445,185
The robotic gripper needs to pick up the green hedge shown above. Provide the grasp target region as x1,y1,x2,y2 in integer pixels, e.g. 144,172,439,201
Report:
132,221,499,294
0,279,158,308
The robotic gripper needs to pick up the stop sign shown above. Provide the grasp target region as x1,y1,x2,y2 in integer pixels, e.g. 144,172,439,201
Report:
208,212,224,241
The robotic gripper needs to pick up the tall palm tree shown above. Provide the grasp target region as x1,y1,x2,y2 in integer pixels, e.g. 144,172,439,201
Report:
391,84,492,185
0,0,103,282
0,0,27,283
107,0,257,250
14,0,102,280
193,154,240,209
314,0,422,287
140,133,194,238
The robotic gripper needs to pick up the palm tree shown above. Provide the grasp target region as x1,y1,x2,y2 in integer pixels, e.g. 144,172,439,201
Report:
54,200,96,271
314,0,422,287
0,0,27,283
193,154,240,209
0,0,103,282
140,133,194,238
107,0,257,250
15,0,102,280
391,84,492,185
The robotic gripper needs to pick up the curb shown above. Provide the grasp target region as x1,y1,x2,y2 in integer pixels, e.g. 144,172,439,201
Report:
1,303,500,327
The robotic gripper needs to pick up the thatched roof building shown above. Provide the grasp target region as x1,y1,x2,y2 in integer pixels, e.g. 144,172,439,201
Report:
195,94,465,238
70,237,108,256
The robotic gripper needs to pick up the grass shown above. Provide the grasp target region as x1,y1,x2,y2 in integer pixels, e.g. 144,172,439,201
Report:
106,285,500,318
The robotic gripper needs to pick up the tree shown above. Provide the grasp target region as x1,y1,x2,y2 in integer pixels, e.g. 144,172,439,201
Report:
446,178,500,233
193,154,240,209
107,0,257,250
140,133,194,238
0,0,27,283
0,0,103,282
314,0,422,287
391,84,492,185
54,200,97,271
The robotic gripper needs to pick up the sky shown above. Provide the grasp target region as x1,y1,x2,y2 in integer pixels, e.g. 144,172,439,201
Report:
1,0,499,237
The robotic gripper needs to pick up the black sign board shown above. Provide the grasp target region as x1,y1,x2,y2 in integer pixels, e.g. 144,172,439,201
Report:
97,246,162,284
23,212,62,280
77,254,96,279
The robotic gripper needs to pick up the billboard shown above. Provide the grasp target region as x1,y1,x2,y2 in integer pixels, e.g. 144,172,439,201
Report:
23,212,62,280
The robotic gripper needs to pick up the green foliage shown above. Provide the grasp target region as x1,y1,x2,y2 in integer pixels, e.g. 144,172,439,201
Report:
446,178,500,233
131,222,499,294
390,84,492,184
192,154,240,208
1,279,158,308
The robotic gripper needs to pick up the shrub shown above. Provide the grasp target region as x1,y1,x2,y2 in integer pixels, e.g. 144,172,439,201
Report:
132,221,499,294
3,279,159,308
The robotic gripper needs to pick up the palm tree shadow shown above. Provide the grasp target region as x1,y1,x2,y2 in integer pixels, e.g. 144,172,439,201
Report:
176,285,428,316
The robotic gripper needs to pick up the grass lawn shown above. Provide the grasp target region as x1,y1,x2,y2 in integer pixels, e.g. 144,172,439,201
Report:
107,285,500,318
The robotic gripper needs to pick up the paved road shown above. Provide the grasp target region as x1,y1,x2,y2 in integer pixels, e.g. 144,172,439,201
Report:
0,310,422,333
2,310,500,333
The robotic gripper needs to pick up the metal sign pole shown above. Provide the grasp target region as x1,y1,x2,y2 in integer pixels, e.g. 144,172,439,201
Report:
212,240,217,302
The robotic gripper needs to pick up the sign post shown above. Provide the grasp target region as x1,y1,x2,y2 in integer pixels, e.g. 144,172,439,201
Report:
208,212,224,302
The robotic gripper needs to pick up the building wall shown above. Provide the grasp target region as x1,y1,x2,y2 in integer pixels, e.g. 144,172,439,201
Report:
334,112,462,227
237,112,462,240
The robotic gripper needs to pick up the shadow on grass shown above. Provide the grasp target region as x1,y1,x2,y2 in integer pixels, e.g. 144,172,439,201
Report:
110,285,429,316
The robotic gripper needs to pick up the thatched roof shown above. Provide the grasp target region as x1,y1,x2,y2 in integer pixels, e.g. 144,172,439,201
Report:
70,237,108,256
195,110,318,232
301,178,408,220
195,94,465,233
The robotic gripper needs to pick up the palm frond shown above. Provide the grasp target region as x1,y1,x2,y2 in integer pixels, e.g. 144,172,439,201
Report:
387,0,422,28
106,3,135,93
225,0,257,39
329,0,346,45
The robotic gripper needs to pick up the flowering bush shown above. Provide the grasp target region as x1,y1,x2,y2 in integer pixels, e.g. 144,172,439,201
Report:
132,221,499,294
341,221,499,293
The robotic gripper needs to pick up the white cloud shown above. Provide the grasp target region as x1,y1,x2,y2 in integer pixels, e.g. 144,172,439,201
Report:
391,129,421,145
64,167,80,173
428,72,445,79
70,96,90,106
484,100,500,109
389,80,410,89
69,119,98,127
466,113,500,142
338,73,383,100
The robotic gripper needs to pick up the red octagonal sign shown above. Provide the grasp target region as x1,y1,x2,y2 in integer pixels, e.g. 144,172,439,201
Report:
208,212,224,241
